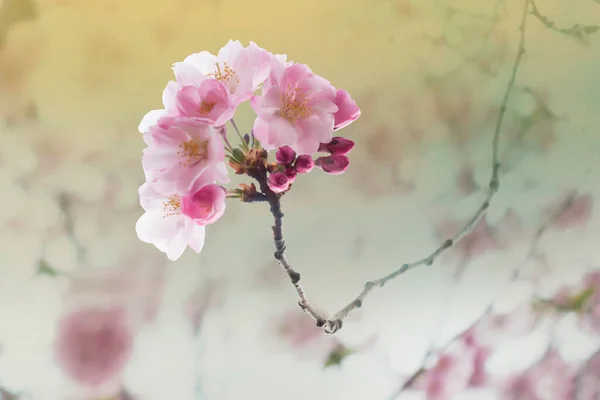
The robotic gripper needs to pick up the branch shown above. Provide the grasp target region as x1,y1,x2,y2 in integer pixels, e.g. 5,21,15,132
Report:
530,0,599,45
249,0,532,335
245,0,531,334
57,193,85,264
328,0,531,330
387,188,581,399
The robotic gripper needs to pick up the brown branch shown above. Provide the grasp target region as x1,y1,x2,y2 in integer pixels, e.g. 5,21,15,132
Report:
250,0,531,334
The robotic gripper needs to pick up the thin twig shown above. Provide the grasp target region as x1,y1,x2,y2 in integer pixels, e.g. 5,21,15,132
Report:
387,187,580,399
530,0,599,45
57,193,85,265
254,0,531,334
329,0,531,329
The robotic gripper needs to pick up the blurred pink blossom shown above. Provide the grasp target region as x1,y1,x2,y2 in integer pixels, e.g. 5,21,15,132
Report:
54,306,134,391
575,349,600,400
547,192,594,231
501,350,575,400
414,341,479,400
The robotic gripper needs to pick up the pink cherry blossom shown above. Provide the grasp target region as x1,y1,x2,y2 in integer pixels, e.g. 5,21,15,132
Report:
250,61,338,154
138,81,180,133
173,40,272,107
136,170,227,261
174,79,235,126
267,171,290,193
54,306,134,390
333,89,361,131
141,116,229,193
315,154,350,175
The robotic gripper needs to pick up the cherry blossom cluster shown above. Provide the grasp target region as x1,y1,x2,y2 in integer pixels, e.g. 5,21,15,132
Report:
135,40,360,260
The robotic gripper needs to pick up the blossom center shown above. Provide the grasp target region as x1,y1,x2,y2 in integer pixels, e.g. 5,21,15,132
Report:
281,86,311,120
177,139,209,167
162,195,181,217
199,101,216,115
207,62,236,83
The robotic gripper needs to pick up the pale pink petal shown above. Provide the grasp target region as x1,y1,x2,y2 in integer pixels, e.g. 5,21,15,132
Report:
163,219,193,261
250,88,281,120
251,117,269,146
175,85,203,116
187,223,207,253
267,117,299,150
245,42,272,88
138,109,166,133
217,40,244,66
138,183,163,211
135,209,183,244
333,89,361,130
173,52,215,85
296,114,334,154
162,81,179,112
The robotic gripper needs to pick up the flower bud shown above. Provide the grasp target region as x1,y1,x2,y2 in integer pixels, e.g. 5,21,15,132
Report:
284,166,298,183
318,136,355,155
267,172,291,193
315,154,350,175
275,146,297,166
294,155,314,173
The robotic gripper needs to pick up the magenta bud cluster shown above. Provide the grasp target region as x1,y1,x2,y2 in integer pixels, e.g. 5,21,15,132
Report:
314,136,355,175
268,147,318,193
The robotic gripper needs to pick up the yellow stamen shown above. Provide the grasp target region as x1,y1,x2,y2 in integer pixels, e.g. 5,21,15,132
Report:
207,62,236,83
162,195,181,218
280,85,311,120
177,139,209,167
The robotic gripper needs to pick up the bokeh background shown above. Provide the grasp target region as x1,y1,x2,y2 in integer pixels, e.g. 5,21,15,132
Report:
1,0,600,399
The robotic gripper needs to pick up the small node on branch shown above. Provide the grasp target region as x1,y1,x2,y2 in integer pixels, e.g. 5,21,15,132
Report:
424,258,434,266
364,281,376,290
316,317,326,327
441,239,453,250
289,271,301,285
353,299,363,308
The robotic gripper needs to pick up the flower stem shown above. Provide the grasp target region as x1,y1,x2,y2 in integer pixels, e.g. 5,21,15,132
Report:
230,119,249,151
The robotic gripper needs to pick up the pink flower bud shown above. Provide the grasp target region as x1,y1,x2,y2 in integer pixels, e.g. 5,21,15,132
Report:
284,166,298,183
315,155,350,175
318,136,355,155
268,172,291,193
275,146,297,166
294,155,314,173
333,89,361,131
